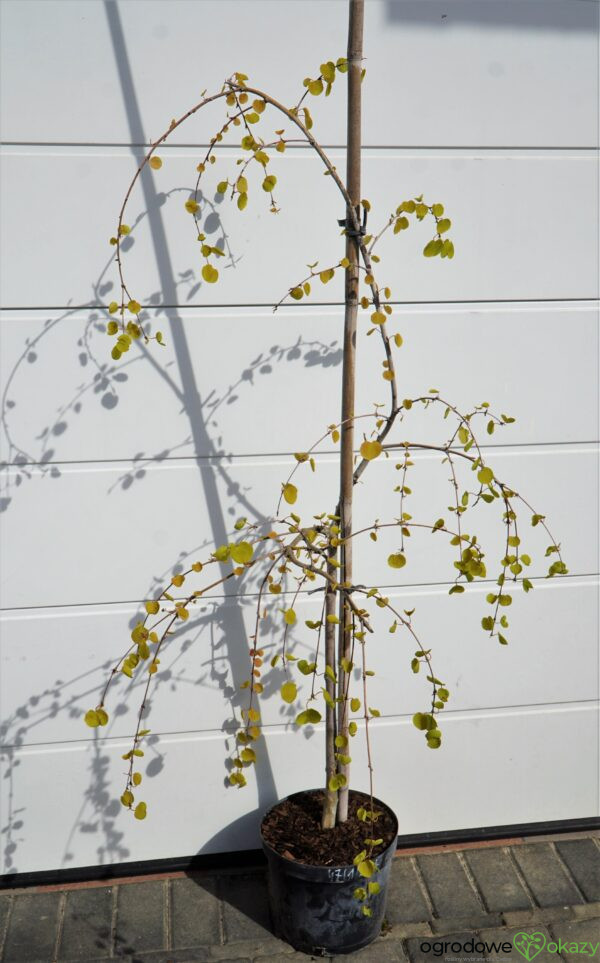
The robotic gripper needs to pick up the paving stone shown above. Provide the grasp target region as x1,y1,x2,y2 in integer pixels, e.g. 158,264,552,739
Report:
140,950,213,962
387,859,432,924
511,845,584,908
0,897,11,952
573,903,600,921
3,891,61,962
221,874,272,942
171,877,220,949
477,926,554,963
503,906,575,926
465,849,531,913
253,952,325,962
555,839,600,901
416,854,482,919
210,937,293,959
387,923,433,940
404,930,481,963
114,880,166,956
331,936,407,960
549,918,600,963
58,887,113,960
430,913,502,935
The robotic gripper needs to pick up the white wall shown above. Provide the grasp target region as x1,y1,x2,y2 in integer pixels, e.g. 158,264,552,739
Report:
0,0,598,876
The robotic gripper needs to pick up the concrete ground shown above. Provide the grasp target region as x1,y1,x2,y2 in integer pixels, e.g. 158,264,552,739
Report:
0,831,598,963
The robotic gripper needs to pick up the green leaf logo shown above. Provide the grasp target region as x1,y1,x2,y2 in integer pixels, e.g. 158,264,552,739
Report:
513,932,547,961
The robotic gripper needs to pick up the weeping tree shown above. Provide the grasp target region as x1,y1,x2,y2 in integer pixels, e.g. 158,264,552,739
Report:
85,0,566,892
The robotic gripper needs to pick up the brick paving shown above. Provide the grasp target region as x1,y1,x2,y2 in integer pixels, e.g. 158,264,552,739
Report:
0,832,598,962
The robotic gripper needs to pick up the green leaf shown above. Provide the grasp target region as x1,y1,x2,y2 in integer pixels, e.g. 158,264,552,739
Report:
357,859,377,878
134,802,147,820
477,467,494,485
84,709,100,728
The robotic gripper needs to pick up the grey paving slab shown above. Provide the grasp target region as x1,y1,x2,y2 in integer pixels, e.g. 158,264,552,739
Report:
114,879,166,956
2,891,60,962
0,897,11,955
387,858,432,924
430,912,502,934
171,876,221,949
210,937,295,960
477,926,554,963
555,839,600,902
139,951,214,962
404,930,480,963
549,918,600,963
220,873,272,942
511,845,585,908
465,848,532,913
331,936,407,960
416,853,482,918
58,887,113,960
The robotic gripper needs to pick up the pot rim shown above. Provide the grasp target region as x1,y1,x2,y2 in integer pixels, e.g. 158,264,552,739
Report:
259,787,398,872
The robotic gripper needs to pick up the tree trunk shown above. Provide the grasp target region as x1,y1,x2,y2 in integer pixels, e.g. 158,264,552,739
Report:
336,0,364,825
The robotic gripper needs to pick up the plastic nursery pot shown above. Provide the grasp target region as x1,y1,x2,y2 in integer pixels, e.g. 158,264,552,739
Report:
260,789,398,957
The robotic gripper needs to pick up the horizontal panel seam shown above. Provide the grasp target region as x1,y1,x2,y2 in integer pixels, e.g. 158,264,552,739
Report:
2,438,599,469
2,298,599,312
2,700,598,752
1,572,598,615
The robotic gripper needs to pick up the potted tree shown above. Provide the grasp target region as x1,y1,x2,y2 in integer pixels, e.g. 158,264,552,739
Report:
84,0,567,954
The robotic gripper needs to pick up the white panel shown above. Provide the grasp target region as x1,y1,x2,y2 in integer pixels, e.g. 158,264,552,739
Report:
1,579,597,747
1,1,597,147
0,445,596,609
1,302,597,465
1,149,598,308
1,704,597,874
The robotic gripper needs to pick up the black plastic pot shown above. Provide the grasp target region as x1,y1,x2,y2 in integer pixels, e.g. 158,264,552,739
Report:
260,789,398,956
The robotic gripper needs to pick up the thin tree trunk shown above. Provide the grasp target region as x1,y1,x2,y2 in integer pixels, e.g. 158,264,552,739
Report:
336,0,364,824
321,555,339,829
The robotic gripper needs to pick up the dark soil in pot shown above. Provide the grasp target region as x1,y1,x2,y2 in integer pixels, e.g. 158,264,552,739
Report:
260,788,398,956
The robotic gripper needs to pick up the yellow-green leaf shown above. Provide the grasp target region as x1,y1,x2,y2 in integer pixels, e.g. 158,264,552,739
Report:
360,440,382,461
145,600,160,615
121,790,134,807
134,802,147,820
84,710,100,728
230,541,253,564
357,859,377,878
283,608,297,626
282,483,297,505
387,553,406,569
202,263,219,284
296,708,322,726
281,681,297,704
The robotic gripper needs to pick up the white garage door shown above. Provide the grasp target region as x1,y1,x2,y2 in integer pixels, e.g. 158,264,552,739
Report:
0,0,598,877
